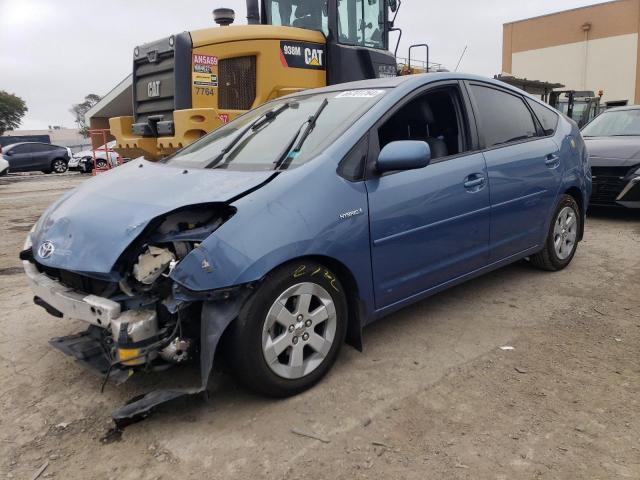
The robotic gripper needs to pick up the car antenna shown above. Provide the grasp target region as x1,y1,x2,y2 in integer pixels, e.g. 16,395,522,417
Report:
455,45,468,72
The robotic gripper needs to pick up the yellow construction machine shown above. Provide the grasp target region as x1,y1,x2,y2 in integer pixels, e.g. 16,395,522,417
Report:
110,0,416,160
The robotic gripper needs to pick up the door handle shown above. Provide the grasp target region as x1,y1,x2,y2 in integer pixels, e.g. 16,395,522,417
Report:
463,174,486,191
545,154,560,169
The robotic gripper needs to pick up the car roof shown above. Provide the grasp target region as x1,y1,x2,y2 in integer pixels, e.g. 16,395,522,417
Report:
598,105,640,113
282,72,539,102
4,142,64,149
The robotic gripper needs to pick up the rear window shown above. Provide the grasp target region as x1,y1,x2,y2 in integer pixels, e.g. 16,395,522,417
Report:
471,85,538,148
527,99,559,136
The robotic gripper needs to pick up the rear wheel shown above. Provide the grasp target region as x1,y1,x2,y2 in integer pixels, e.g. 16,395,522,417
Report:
530,194,581,271
50,158,68,174
228,261,348,397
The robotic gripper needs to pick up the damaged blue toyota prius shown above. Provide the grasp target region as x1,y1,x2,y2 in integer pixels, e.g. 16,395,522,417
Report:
22,74,590,424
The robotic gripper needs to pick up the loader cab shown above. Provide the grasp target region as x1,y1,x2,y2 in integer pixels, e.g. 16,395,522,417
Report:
263,0,398,84
549,90,602,128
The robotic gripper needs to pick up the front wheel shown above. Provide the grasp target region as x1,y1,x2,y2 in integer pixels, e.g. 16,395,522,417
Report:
531,194,581,271
228,261,348,397
50,158,68,174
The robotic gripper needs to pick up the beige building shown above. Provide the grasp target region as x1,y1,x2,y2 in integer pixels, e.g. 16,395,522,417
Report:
503,0,640,105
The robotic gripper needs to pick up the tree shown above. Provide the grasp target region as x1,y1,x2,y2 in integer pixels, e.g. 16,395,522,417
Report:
0,91,28,135
70,94,102,137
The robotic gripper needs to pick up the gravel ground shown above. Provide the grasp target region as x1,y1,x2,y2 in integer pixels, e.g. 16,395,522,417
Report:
0,173,638,480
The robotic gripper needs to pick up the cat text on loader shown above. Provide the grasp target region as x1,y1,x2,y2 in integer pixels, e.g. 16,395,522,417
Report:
110,0,402,160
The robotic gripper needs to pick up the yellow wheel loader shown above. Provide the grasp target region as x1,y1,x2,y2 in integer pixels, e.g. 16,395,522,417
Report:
110,0,407,160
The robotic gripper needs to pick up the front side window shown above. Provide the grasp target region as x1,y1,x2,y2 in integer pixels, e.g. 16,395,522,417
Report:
378,86,469,161
471,85,537,148
582,109,640,137
266,0,329,36
31,144,53,153
337,0,385,49
163,89,387,171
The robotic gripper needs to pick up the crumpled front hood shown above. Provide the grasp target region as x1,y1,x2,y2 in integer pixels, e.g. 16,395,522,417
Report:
30,159,274,276
585,137,640,167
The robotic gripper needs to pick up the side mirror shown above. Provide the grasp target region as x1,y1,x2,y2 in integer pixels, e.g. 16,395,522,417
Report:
4,150,12,156
377,140,431,173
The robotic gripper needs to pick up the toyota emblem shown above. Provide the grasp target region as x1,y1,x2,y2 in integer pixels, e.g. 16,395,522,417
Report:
38,241,55,259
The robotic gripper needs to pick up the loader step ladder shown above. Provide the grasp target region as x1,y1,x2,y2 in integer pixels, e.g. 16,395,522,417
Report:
89,129,123,176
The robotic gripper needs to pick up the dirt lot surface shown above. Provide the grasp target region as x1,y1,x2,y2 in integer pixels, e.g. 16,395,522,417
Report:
1,173,639,479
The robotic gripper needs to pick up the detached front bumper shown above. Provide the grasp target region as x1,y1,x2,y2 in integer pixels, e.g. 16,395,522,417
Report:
23,259,121,328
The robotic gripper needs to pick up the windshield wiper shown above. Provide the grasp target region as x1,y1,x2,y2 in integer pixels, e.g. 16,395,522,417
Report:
273,98,329,171
205,103,291,169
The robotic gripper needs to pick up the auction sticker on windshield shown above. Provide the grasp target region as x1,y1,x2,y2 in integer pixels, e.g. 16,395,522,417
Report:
335,90,385,98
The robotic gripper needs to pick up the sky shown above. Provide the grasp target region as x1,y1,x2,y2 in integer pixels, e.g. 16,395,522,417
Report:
0,0,606,130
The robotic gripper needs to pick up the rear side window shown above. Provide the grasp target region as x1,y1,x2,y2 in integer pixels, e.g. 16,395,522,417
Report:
9,144,30,154
527,99,559,136
470,85,537,148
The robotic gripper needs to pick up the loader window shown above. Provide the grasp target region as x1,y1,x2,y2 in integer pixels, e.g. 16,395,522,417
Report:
266,0,329,35
338,0,385,49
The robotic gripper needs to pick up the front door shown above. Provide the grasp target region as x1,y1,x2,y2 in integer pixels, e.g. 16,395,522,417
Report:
366,83,490,309
367,153,491,309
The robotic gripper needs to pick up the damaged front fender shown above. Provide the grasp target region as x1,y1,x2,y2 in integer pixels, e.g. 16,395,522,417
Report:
110,288,252,430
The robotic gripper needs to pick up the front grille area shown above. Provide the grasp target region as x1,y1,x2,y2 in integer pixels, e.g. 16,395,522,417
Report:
590,165,637,205
35,261,116,297
219,56,257,110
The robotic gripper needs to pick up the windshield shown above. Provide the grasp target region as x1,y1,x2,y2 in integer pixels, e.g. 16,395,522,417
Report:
582,109,640,137
163,89,387,171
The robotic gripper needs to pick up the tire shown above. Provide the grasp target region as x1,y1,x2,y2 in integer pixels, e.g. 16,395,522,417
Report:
96,159,108,169
50,158,68,174
530,194,581,271
228,261,348,397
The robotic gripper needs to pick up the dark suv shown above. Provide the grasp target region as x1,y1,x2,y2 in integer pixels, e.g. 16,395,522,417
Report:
1,142,70,174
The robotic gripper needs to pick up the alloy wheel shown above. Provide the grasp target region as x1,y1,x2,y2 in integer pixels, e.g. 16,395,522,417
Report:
53,160,67,173
262,282,337,379
553,206,577,260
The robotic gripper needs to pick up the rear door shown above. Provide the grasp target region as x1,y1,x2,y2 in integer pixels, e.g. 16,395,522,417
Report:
5,144,34,171
467,82,563,261
366,82,491,309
